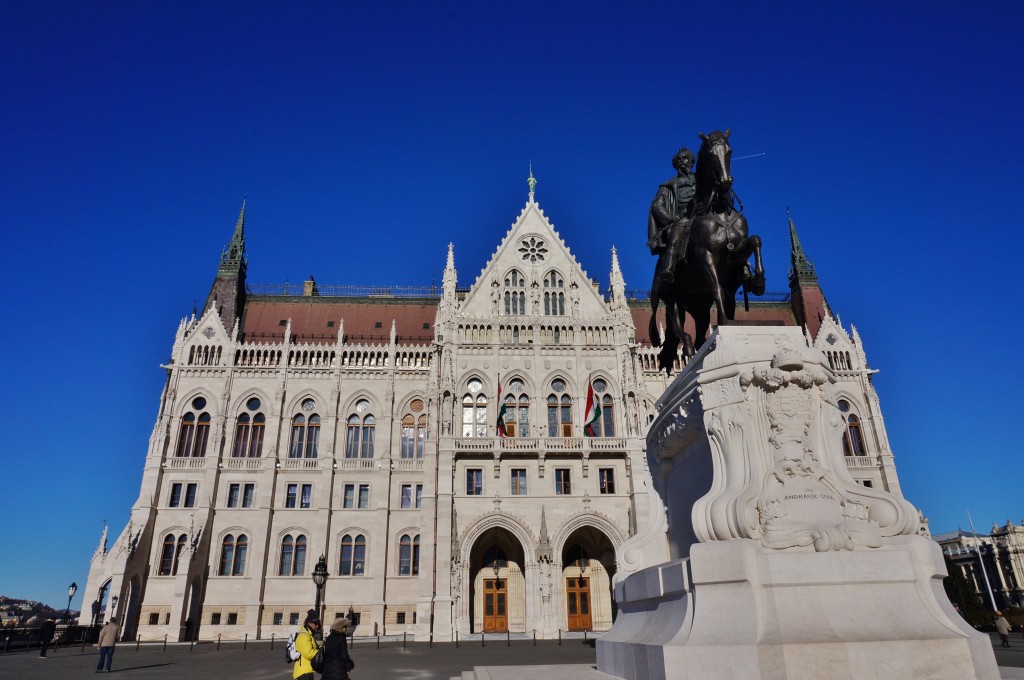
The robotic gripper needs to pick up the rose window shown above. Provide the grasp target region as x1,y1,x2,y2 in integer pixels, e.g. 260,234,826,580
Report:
519,237,547,263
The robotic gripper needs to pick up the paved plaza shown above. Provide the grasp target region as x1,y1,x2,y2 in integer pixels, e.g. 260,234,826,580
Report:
0,634,1021,679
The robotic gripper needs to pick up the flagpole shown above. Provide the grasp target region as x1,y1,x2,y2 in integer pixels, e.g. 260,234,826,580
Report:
967,510,998,611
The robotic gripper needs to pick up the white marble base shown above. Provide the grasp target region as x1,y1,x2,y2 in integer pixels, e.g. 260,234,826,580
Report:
598,535,1000,680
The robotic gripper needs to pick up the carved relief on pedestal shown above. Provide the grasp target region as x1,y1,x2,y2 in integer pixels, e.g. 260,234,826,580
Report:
740,347,881,551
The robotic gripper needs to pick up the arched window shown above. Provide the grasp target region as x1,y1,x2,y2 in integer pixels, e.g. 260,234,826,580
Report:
504,270,527,315
340,534,366,576
175,397,211,457
843,414,866,457
289,413,320,458
279,534,307,576
398,534,420,575
232,398,265,457
346,401,376,458
502,379,530,437
461,380,488,437
159,533,188,575
219,534,247,576
543,271,565,315
401,400,428,459
601,395,615,436
547,380,573,437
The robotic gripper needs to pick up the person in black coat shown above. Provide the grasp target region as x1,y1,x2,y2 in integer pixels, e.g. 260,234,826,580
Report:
38,619,57,658
321,617,353,680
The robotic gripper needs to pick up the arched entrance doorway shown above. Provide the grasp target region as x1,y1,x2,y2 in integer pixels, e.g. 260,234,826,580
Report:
121,576,142,641
560,527,617,632
469,527,526,633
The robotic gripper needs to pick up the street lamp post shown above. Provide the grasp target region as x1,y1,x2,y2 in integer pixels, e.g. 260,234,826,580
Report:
312,555,328,641
65,582,77,623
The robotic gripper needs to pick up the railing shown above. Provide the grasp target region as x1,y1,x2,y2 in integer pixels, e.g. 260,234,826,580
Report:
279,458,322,470
164,457,208,469
247,283,470,298
222,458,265,471
588,437,627,450
626,289,792,303
454,437,627,454
843,455,877,468
394,459,424,471
336,458,377,470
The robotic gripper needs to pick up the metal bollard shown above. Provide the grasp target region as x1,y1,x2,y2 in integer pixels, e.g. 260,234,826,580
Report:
584,630,588,642
271,632,275,650
217,633,221,651
163,634,167,651
533,630,536,646
190,635,194,651
558,629,561,646
455,630,459,648
376,634,380,649
136,635,141,652
481,631,485,647
244,633,248,651
429,632,433,648
507,630,510,646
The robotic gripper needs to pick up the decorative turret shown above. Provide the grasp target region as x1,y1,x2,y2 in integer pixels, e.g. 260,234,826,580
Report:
203,199,249,333
442,242,457,303
786,210,831,340
609,246,628,311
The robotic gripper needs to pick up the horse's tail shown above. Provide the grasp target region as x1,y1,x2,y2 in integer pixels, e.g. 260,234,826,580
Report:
650,312,661,347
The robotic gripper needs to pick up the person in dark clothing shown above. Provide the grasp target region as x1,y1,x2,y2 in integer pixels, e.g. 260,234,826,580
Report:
38,619,57,658
321,617,354,680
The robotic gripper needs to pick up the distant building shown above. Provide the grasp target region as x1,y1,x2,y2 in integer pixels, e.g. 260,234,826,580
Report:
935,521,1024,609
81,184,920,641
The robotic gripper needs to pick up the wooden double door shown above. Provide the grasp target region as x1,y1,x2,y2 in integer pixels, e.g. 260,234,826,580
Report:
483,578,507,632
566,576,592,631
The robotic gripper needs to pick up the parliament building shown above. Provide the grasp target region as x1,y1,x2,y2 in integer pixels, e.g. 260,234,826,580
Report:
82,183,916,641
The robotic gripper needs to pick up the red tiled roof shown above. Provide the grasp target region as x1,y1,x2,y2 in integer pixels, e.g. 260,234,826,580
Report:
242,297,437,344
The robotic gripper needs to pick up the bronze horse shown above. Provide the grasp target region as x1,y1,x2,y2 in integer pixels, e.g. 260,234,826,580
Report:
649,130,765,372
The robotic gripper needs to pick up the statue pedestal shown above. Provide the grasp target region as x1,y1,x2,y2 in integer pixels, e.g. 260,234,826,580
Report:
598,326,998,680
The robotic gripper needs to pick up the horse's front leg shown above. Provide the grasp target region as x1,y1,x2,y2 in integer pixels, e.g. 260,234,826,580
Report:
695,244,729,323
749,235,765,295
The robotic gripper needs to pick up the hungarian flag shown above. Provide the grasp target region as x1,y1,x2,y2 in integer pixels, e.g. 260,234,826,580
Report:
496,376,508,437
583,379,601,437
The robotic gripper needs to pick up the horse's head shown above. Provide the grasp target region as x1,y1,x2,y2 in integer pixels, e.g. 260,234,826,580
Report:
697,129,733,191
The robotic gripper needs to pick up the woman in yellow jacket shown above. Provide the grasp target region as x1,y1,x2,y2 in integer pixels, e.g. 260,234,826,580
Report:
293,611,321,680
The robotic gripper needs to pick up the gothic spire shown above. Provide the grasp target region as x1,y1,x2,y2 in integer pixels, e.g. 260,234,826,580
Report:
788,208,818,287
537,506,552,562
609,246,627,310
442,242,457,302
219,197,247,275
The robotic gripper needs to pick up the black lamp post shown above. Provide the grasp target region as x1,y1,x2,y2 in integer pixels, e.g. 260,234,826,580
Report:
312,555,328,640
65,582,77,623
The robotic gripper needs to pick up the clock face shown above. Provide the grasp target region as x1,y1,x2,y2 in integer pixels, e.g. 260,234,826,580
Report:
355,399,370,413
302,398,316,412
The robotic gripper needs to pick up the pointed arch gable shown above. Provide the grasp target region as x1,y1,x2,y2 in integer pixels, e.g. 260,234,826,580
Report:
458,513,538,565
228,389,272,415
176,389,217,416
551,511,626,556
285,390,328,416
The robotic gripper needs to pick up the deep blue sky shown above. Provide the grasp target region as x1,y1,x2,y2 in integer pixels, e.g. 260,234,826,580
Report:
2,2,1022,609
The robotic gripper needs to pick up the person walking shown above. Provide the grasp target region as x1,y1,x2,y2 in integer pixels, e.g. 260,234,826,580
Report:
95,616,119,672
995,611,1012,648
37,619,56,658
321,617,354,680
293,609,321,680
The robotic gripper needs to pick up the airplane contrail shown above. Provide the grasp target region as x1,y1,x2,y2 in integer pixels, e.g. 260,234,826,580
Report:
734,152,766,161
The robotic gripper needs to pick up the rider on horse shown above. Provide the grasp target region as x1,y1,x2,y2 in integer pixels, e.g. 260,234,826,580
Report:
647,147,697,286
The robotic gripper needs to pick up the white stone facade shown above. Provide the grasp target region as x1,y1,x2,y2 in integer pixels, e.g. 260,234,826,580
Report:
81,196,910,641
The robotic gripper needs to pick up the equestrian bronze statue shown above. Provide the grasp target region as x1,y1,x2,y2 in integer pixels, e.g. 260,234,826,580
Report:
648,129,765,373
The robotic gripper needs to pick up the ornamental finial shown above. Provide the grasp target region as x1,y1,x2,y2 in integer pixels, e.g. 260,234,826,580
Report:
528,162,537,202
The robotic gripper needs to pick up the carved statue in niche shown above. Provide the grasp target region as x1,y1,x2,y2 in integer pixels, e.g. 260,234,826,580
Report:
490,277,500,315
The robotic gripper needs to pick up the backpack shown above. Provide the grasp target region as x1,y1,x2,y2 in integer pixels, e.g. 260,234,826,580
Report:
284,631,302,663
